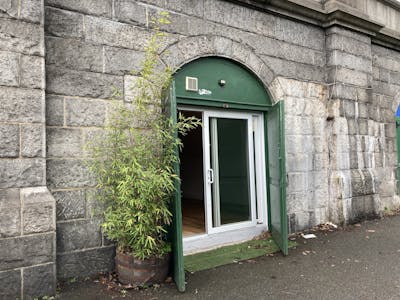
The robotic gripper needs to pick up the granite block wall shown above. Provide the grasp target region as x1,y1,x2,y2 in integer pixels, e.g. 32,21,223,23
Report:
325,26,378,225
324,26,400,226
371,44,400,208
43,0,328,278
0,1,56,299
0,0,399,293
43,0,400,277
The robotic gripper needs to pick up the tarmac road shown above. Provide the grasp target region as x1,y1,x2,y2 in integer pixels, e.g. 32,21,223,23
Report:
59,215,400,299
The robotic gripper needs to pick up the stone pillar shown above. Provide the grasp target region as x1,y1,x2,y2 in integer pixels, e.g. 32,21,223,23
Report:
325,26,378,224
44,4,118,280
370,45,400,211
0,1,56,299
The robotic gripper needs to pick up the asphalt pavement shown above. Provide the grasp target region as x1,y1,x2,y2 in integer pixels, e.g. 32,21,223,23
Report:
59,215,400,299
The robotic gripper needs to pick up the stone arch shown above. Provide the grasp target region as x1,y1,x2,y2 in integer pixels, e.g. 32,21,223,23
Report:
160,35,281,104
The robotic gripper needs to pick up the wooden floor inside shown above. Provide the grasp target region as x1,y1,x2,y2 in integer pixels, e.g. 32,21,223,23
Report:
182,199,205,237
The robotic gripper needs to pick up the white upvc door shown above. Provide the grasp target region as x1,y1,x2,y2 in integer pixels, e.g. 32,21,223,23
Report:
203,110,259,234
180,107,268,254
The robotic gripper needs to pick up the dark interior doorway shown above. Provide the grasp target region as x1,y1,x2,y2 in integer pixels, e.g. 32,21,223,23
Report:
179,110,205,237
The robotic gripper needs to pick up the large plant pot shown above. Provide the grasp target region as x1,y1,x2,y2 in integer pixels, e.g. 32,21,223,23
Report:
115,250,171,286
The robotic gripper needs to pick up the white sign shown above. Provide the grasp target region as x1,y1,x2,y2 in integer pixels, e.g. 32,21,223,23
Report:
198,89,212,95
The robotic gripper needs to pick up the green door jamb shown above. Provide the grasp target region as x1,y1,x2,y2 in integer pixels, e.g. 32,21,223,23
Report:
264,111,272,230
167,82,185,292
266,101,288,255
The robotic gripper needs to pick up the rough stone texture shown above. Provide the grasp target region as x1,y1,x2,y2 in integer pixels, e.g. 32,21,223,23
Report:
0,233,54,270
323,25,398,227
46,127,82,158
21,124,44,158
0,124,19,157
0,0,19,18
47,159,96,189
0,1,56,297
65,98,107,127
19,0,41,23
21,187,55,234
57,219,102,252
0,269,21,300
0,159,45,188
46,94,64,126
114,0,148,26
250,35,325,66
45,0,113,18
44,7,83,38
327,66,370,87
46,66,123,99
23,203,54,234
262,56,326,83
57,246,115,279
45,37,103,73
53,190,86,221
23,263,56,300
326,34,371,59
351,170,374,197
370,43,400,212
0,86,43,123
103,46,145,75
0,50,19,86
0,188,20,238
20,55,45,89
0,17,44,55
83,15,152,51
327,50,372,73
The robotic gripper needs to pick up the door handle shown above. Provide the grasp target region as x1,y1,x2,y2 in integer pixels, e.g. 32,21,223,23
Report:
208,169,214,184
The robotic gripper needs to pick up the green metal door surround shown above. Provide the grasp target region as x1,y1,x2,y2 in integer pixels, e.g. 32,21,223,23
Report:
266,101,288,255
169,57,288,291
175,57,272,109
165,82,185,292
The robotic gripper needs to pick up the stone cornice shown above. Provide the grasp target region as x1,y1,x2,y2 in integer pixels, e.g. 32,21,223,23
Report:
381,0,400,10
227,0,400,49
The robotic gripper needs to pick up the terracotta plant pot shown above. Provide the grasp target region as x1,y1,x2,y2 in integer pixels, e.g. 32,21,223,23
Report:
115,250,171,286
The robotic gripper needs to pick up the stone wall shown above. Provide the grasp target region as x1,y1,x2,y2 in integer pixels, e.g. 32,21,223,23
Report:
326,26,378,224
272,78,329,232
44,0,328,278
330,0,400,32
43,0,400,277
323,26,400,226
371,43,400,208
0,1,56,299
0,0,399,293
44,2,118,280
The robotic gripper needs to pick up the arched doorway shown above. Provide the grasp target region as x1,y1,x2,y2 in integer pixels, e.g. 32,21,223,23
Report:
168,57,287,291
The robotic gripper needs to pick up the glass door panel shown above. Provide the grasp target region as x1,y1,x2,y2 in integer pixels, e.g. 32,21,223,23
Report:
204,111,256,232
210,118,251,226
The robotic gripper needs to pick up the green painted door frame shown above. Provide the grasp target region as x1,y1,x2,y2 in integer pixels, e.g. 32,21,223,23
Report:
166,82,185,292
169,57,288,292
266,101,288,255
